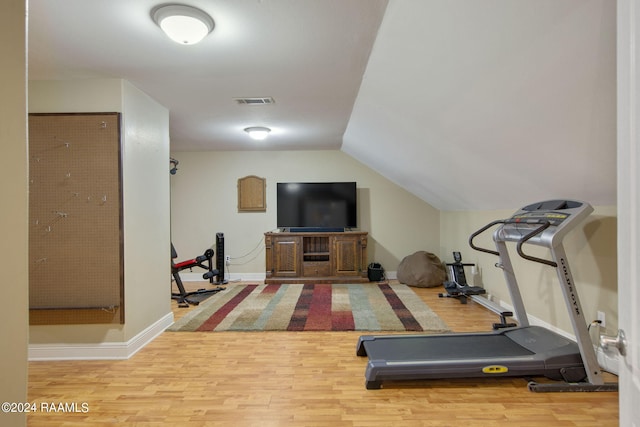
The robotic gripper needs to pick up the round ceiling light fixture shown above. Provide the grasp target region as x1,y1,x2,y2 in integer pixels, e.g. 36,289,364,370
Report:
244,127,271,140
152,4,214,45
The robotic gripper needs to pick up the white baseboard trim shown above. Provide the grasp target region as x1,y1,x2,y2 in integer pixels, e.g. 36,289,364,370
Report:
28,312,174,361
483,297,620,376
595,344,620,376
179,271,399,282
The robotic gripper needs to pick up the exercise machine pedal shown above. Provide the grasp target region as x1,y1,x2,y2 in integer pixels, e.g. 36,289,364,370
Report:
493,311,517,330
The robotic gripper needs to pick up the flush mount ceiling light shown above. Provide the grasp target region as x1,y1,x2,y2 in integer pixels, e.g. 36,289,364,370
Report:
244,127,271,140
151,4,214,45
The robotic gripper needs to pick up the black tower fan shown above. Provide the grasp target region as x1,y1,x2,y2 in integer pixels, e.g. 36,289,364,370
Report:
215,232,228,284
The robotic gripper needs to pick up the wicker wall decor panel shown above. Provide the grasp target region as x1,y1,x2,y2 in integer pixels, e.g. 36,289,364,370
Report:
237,175,266,212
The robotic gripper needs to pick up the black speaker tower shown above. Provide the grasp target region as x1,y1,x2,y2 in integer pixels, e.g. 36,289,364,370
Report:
215,232,228,284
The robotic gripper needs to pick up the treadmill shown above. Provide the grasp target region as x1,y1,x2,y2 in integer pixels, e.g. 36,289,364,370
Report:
356,200,618,392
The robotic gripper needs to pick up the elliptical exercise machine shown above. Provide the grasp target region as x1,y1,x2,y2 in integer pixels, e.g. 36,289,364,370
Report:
439,251,486,304
357,199,617,392
440,251,516,330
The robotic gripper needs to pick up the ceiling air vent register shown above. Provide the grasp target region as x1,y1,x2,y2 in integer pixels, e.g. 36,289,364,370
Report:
234,97,275,105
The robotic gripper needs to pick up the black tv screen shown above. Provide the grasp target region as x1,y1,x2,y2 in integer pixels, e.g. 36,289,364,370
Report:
277,182,357,230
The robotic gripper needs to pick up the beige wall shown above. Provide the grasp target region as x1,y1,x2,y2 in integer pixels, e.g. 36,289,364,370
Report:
24,78,619,347
169,150,618,340
0,0,28,425
440,206,618,337
169,150,441,277
28,80,123,113
28,79,171,345
121,81,172,341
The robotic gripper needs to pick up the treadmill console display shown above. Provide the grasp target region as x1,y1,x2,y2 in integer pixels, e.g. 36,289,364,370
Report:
510,211,570,226
496,200,593,247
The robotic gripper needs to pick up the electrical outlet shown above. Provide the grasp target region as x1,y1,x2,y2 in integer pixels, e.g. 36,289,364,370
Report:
597,310,606,328
225,255,231,266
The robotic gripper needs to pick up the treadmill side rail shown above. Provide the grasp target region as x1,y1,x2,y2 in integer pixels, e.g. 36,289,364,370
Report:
356,336,373,357
528,381,619,393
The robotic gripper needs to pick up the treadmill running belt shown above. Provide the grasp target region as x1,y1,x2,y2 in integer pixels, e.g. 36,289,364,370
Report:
363,334,534,361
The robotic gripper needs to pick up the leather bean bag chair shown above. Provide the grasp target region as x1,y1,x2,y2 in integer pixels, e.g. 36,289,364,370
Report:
397,251,446,288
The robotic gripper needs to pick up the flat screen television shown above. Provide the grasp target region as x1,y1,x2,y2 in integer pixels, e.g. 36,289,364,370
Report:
277,182,357,231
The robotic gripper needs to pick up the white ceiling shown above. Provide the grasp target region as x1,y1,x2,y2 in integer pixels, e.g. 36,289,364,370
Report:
28,0,617,211
28,0,388,151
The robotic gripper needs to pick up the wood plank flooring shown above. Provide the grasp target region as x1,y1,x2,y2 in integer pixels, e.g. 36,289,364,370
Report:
27,282,619,426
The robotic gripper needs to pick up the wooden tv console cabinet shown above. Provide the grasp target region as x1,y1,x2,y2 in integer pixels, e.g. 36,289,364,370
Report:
264,231,368,284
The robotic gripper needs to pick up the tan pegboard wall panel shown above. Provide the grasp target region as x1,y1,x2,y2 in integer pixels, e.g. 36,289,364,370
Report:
29,113,123,322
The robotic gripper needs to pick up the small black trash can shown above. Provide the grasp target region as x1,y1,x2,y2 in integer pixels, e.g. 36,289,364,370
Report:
367,262,385,282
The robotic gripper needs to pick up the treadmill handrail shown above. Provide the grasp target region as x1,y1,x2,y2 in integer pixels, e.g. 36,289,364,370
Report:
468,220,504,256
470,218,559,268
515,221,558,267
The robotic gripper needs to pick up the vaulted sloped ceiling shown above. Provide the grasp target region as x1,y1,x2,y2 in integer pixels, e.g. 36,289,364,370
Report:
343,0,616,211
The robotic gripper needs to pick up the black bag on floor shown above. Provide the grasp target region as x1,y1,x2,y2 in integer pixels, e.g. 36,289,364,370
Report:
368,262,385,282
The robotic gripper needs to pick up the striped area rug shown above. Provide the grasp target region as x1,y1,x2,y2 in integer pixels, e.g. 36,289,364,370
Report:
167,283,450,333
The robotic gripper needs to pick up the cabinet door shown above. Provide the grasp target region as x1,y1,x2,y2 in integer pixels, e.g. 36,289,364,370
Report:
332,235,363,276
272,236,301,277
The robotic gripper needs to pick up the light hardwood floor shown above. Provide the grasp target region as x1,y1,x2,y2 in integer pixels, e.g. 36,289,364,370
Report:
27,282,619,426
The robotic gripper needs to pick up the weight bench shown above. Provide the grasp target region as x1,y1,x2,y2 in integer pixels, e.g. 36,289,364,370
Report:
171,243,224,307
